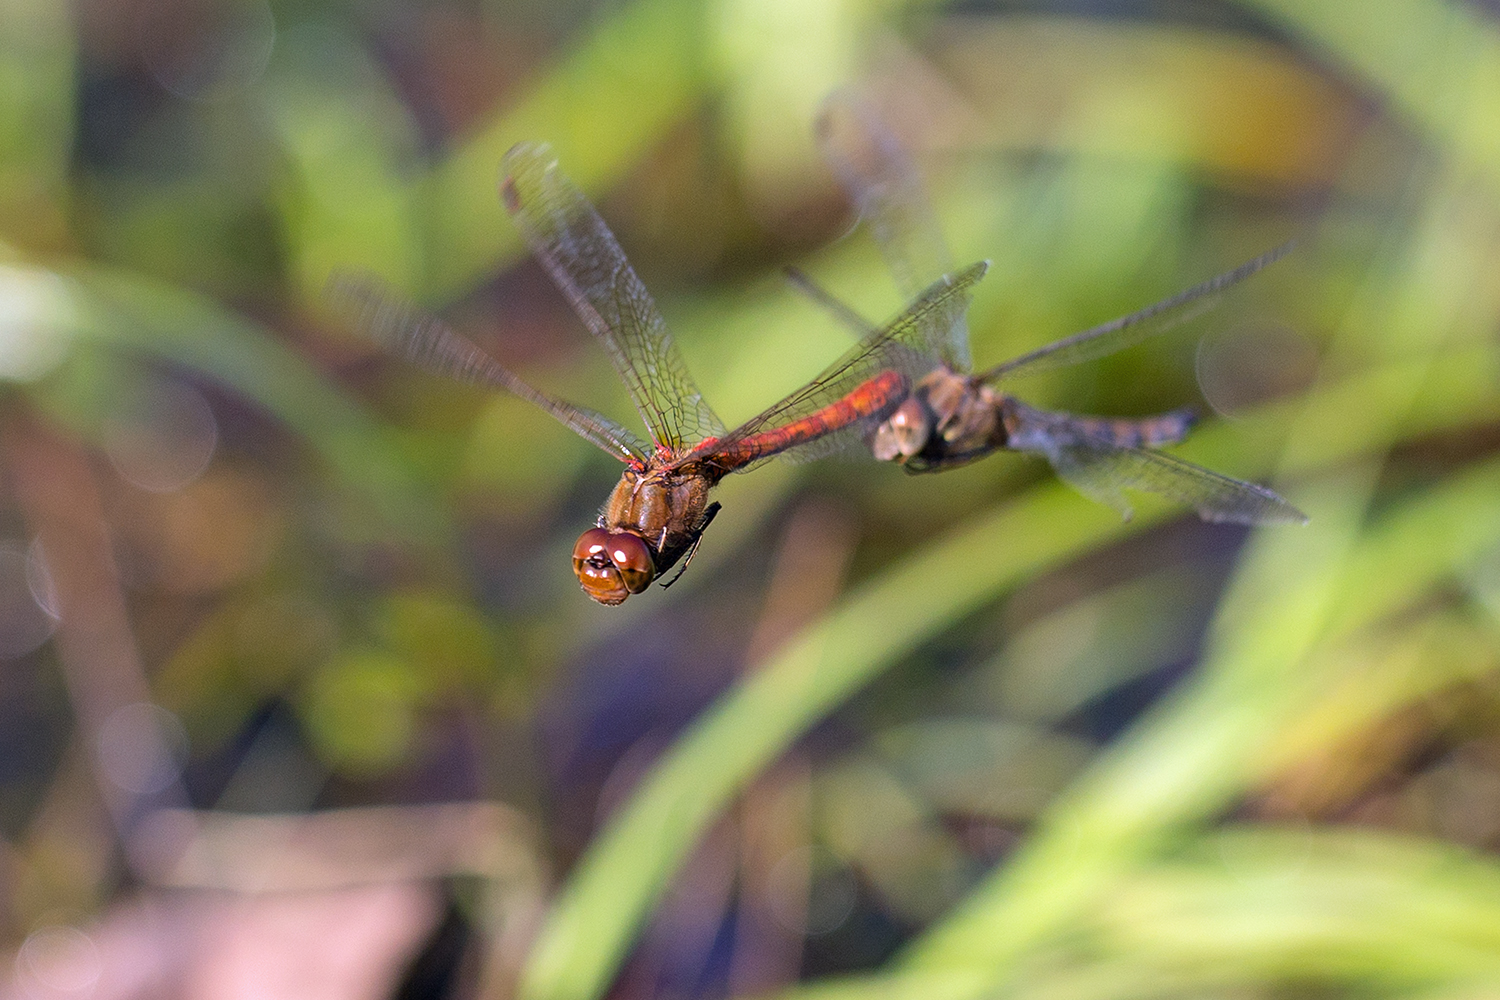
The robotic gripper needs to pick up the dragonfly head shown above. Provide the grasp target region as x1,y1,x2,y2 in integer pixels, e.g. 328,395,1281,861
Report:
869,396,931,463
572,527,656,605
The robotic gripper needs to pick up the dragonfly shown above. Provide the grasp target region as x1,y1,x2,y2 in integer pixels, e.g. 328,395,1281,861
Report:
331,142,987,605
793,95,1307,526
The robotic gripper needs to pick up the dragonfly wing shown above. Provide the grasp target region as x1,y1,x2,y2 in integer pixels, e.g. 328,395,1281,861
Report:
697,261,988,474
982,241,1297,384
1003,399,1303,524
816,93,971,370
1044,441,1306,525
501,143,725,450
329,273,650,466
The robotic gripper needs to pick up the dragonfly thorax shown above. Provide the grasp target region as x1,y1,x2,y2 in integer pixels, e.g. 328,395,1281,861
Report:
870,367,1005,466
572,465,717,605
604,465,715,541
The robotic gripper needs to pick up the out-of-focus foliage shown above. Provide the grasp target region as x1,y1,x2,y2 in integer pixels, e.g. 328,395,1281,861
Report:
0,0,1498,999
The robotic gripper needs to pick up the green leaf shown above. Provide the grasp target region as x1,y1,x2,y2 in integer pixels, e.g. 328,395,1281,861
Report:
516,344,1500,1000
0,0,73,245
27,261,447,541
414,0,710,300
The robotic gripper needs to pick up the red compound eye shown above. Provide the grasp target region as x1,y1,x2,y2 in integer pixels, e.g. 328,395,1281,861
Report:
605,532,655,594
572,528,656,605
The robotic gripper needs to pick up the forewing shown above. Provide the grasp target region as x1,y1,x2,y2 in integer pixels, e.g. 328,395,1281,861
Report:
982,241,1296,384
696,261,989,472
783,267,880,338
816,93,971,370
500,143,724,450
329,273,649,466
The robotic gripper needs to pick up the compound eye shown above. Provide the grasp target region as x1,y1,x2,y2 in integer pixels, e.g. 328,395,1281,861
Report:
573,528,630,606
605,531,656,594
871,398,929,462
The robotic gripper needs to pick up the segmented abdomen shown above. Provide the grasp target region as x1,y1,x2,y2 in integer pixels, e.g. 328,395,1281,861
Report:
1066,408,1196,448
712,370,908,472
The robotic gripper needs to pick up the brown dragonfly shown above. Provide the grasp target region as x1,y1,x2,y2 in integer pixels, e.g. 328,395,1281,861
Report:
332,142,986,604
792,96,1307,525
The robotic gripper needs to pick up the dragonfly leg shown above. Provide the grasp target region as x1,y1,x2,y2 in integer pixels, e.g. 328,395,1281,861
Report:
659,502,722,590
903,445,998,474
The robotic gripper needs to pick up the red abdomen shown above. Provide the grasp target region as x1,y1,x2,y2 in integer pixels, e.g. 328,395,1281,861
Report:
712,370,908,472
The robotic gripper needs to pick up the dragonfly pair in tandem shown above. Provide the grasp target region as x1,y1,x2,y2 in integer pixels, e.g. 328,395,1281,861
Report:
334,124,1302,606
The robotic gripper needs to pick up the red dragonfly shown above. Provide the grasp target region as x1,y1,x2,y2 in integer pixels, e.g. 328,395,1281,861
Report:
794,96,1307,525
332,142,986,605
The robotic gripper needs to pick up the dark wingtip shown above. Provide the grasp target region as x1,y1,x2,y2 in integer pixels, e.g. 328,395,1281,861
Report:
1237,238,1299,281
1268,235,1300,260
950,260,990,286
500,140,549,170
1198,492,1310,527
1263,488,1309,526
498,141,554,214
1256,506,1311,527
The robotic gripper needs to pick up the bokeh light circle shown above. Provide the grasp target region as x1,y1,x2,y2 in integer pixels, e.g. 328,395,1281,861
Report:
18,925,101,996
765,846,857,936
1195,321,1319,419
104,377,218,494
0,267,75,383
97,702,189,796
139,0,276,102
0,541,59,658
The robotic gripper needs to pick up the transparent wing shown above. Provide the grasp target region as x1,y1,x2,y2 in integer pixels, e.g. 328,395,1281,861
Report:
328,273,649,466
1047,444,1307,525
691,262,989,474
816,92,971,370
783,267,881,338
981,241,1296,384
500,143,724,451
1003,400,1305,525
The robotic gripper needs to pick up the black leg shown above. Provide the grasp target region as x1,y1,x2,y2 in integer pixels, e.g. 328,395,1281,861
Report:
906,447,994,473
659,502,721,590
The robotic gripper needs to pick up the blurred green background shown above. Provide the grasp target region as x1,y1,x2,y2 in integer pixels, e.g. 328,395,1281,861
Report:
2,0,1500,998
